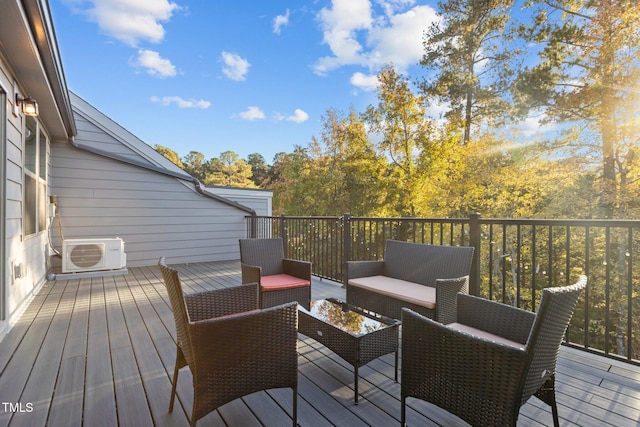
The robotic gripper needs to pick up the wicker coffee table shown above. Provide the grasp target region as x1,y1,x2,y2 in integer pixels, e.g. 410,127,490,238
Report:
298,298,400,404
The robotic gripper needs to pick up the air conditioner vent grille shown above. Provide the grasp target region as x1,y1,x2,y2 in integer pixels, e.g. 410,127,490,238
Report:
69,243,104,268
62,238,126,273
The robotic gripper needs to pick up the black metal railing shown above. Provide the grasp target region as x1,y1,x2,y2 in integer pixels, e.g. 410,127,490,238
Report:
246,213,640,365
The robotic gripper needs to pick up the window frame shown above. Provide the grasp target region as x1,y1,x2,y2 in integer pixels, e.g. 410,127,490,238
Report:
23,116,48,239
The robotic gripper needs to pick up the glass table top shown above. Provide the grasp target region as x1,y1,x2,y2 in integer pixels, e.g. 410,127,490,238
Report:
299,298,397,336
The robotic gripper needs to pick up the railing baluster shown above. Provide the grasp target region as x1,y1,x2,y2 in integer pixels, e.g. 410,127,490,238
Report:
605,226,611,355
628,227,633,362
489,223,494,301
502,223,507,304
548,224,553,290
516,224,521,308
532,225,537,313
565,226,571,286
584,226,590,350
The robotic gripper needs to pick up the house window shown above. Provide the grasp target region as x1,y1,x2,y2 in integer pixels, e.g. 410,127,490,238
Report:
23,116,48,237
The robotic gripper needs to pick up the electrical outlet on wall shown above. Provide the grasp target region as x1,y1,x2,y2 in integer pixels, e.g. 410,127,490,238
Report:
15,264,26,279
9,260,26,284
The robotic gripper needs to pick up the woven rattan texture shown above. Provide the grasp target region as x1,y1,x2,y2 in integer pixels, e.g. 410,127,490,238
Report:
239,238,311,310
158,258,298,426
401,276,586,427
298,303,398,368
346,240,473,322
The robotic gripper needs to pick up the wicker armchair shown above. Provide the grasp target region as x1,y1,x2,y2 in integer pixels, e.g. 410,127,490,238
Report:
158,258,298,427
239,238,311,310
401,276,587,427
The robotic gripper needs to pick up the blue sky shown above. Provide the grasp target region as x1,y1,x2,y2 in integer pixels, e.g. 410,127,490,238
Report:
49,0,447,163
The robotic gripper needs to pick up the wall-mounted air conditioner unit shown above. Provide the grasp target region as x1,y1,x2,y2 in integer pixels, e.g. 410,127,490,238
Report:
62,238,127,273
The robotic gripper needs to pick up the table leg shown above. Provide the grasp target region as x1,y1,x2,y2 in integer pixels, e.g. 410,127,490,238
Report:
395,350,398,382
354,365,359,404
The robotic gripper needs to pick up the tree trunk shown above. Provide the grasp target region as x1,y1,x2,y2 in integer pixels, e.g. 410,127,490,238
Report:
464,65,474,144
599,21,617,218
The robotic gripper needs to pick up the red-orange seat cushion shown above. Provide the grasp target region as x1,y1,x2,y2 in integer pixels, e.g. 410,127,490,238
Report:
261,274,310,291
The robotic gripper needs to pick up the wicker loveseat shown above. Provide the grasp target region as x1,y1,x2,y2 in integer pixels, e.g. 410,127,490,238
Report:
346,240,474,323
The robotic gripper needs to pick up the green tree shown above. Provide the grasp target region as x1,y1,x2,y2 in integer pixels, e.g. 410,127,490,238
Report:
339,109,388,216
314,108,386,216
271,147,318,215
181,151,207,182
271,109,386,216
205,150,256,188
264,152,287,188
420,0,519,144
424,130,552,218
515,0,640,358
363,64,433,217
247,153,270,188
516,0,640,219
154,144,184,168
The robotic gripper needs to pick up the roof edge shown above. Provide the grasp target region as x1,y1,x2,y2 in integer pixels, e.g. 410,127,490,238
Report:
68,137,256,215
22,0,76,137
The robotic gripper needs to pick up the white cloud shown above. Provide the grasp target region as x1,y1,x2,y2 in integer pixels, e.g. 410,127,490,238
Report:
313,1,438,78
274,109,310,123
426,99,448,120
150,96,211,109
350,72,378,91
132,49,177,78
512,113,557,137
377,0,418,17
221,51,251,81
273,9,290,34
313,0,373,75
286,109,309,123
367,5,438,71
64,0,180,46
239,106,266,121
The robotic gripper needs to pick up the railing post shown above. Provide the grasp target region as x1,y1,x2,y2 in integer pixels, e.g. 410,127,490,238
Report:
249,213,257,238
469,212,481,296
342,213,352,287
281,214,288,258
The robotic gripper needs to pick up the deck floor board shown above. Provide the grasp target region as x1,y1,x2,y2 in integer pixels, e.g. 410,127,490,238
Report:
83,277,118,427
0,259,639,426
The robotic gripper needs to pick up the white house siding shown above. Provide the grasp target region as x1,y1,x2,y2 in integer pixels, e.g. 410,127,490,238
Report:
1,0,78,341
208,186,273,216
50,140,249,266
1,62,51,328
72,113,152,165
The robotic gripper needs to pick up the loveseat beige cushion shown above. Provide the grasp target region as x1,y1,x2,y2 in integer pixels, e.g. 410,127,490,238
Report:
348,275,436,309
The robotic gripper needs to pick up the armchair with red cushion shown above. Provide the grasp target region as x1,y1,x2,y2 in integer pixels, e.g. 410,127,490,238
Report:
239,238,311,310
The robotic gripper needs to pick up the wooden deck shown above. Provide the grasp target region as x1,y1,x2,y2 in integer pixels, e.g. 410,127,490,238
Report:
0,260,639,426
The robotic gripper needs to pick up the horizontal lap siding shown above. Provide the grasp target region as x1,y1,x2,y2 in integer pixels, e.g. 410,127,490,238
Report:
209,187,272,216
72,115,155,164
2,65,50,323
50,140,246,267
220,195,269,216
6,111,22,222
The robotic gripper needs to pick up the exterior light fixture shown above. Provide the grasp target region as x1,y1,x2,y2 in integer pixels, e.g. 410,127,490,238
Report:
15,94,39,117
